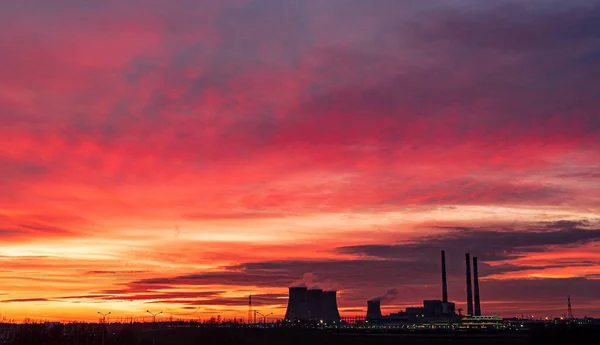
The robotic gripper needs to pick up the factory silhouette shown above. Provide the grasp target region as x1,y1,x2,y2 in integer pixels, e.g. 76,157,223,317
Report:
284,288,341,323
284,250,483,323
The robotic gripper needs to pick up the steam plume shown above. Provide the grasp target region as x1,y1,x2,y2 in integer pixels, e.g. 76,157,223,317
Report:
291,272,338,290
368,288,398,303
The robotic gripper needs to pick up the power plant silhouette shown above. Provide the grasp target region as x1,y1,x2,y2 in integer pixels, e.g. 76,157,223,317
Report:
366,300,382,320
364,250,482,321
283,250,483,323
284,287,341,323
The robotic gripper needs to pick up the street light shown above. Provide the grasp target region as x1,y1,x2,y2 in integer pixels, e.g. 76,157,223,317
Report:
146,310,162,345
97,312,111,345
256,311,273,325
98,311,111,323
146,310,163,323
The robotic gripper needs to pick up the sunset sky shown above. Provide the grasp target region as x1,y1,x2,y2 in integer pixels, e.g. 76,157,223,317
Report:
1,0,600,322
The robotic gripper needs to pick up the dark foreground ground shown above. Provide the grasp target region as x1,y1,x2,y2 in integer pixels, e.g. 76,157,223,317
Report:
4,324,600,345
139,328,599,345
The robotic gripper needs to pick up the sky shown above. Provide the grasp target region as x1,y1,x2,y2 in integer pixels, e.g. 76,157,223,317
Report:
1,0,600,322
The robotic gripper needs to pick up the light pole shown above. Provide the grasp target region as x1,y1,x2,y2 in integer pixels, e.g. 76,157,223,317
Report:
146,310,163,323
265,312,273,324
97,311,110,345
146,310,162,345
256,311,273,325
98,311,111,323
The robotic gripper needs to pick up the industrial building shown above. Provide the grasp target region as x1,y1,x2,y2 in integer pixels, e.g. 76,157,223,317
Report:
283,250,483,325
284,287,341,324
365,250,482,324
284,287,309,321
366,300,382,320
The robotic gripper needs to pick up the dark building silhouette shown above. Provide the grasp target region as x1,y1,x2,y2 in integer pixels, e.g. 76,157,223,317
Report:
320,291,341,323
424,300,447,317
369,250,456,321
366,300,382,320
284,287,340,323
307,289,323,321
284,287,309,320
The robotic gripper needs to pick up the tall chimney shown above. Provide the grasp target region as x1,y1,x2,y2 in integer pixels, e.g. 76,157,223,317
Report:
465,253,474,316
473,256,481,316
441,250,448,303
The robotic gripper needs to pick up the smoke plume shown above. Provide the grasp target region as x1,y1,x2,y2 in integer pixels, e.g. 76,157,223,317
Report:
291,272,338,290
369,288,398,303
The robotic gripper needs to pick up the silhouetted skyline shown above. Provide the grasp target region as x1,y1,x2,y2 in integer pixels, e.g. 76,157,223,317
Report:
1,0,599,322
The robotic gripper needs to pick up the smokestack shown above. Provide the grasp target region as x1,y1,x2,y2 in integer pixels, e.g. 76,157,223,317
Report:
284,287,309,321
473,256,481,316
321,291,341,323
307,289,323,321
366,300,382,320
441,250,448,303
465,253,474,316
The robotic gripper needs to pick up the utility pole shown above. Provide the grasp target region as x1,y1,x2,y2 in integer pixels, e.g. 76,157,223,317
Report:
97,311,111,345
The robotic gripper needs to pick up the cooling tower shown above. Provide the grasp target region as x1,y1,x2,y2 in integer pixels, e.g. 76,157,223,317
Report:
321,290,341,323
307,289,323,320
284,287,309,321
465,253,474,316
473,256,481,316
366,300,382,320
441,250,448,303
